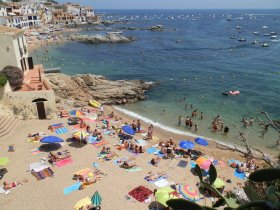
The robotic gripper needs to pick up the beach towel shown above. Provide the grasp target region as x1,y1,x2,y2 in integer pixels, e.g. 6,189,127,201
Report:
0,186,10,195
74,168,91,176
31,167,54,180
147,147,159,154
30,148,43,156
82,117,96,123
64,182,82,195
135,139,148,146
177,160,188,168
125,166,142,172
154,179,170,188
114,157,128,166
128,185,153,202
145,174,168,183
55,158,73,167
87,136,97,144
234,169,246,180
141,133,147,137
103,130,114,135
93,141,109,148
55,127,68,135
190,161,197,169
27,161,49,172
92,162,99,168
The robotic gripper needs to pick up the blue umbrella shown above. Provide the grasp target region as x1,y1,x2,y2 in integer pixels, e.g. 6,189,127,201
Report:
179,140,194,149
195,137,209,146
40,136,64,144
122,125,135,135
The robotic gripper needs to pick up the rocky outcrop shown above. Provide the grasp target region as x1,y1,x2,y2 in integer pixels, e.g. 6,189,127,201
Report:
69,33,135,44
46,73,153,108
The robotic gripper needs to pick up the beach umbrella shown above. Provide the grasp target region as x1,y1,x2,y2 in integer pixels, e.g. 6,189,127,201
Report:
213,178,225,189
196,157,212,171
179,140,194,149
122,125,135,135
155,186,178,207
40,136,64,144
74,196,91,210
72,131,89,141
195,137,209,146
91,191,102,207
70,110,84,117
179,184,200,201
0,157,9,166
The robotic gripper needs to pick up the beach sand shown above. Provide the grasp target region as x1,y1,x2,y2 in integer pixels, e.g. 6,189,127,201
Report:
0,105,249,210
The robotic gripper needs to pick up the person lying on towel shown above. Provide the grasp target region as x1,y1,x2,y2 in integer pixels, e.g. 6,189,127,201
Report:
120,161,137,169
3,179,28,190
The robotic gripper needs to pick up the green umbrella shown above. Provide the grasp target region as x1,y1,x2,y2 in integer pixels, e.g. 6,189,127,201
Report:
0,157,9,166
213,178,225,189
91,191,102,207
155,186,177,207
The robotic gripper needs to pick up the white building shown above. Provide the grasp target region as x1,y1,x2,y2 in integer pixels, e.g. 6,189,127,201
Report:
0,26,30,72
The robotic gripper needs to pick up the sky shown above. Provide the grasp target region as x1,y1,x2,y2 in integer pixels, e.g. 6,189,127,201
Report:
60,0,280,9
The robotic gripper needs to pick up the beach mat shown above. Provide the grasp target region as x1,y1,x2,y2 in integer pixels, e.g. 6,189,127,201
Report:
154,179,170,188
93,141,108,148
177,160,188,168
125,166,142,172
128,185,153,202
55,127,68,135
147,147,159,154
234,169,246,180
30,148,43,156
55,158,73,167
64,182,82,195
88,136,97,144
135,139,148,147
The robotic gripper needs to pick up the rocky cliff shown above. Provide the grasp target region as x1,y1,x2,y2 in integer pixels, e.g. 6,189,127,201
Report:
69,33,135,44
46,73,153,108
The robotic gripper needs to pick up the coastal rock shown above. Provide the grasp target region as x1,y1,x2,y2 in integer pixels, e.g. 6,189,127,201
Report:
69,33,135,44
45,73,153,107
148,25,164,31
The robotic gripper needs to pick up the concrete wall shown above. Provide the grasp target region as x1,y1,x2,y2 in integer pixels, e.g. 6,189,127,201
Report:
2,89,57,120
0,32,29,71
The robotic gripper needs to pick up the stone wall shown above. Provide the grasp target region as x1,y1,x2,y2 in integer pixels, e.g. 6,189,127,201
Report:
1,89,57,120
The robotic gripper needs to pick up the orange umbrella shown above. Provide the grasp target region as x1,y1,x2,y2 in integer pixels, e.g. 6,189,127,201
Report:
196,157,212,170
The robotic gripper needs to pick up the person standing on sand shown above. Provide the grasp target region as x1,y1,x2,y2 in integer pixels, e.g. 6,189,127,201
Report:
137,119,141,132
178,115,182,125
99,105,104,116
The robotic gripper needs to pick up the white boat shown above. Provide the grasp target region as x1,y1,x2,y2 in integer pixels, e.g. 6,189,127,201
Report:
236,26,242,29
263,25,268,29
238,38,246,42
262,43,269,47
253,31,259,35
271,32,277,35
270,35,277,39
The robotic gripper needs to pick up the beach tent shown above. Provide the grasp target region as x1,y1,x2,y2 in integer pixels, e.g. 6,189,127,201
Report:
196,157,212,171
178,184,200,201
91,191,102,207
122,125,135,135
155,186,178,207
70,110,84,117
179,140,194,149
195,137,209,146
40,136,64,144
74,197,91,210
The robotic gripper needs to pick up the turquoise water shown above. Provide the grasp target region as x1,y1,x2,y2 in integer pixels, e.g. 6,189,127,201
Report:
32,10,280,154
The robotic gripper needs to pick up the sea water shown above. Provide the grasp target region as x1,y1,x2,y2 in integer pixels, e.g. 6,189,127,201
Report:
32,10,280,155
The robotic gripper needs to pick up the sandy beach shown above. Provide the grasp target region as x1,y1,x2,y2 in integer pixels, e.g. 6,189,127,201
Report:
0,105,251,210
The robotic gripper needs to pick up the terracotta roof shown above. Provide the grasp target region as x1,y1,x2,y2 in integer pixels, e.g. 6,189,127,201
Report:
0,26,23,35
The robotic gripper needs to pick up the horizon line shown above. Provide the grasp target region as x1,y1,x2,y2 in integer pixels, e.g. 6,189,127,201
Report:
94,8,280,10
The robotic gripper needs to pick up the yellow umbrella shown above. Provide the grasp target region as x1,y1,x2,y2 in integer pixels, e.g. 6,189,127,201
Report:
72,131,89,141
155,186,178,207
74,197,91,210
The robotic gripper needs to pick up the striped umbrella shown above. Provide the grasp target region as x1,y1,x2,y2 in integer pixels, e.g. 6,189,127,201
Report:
179,184,200,201
196,156,212,171
72,131,89,141
70,110,84,117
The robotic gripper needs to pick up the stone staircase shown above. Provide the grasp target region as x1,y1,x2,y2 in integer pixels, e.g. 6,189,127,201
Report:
0,116,22,140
